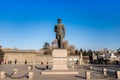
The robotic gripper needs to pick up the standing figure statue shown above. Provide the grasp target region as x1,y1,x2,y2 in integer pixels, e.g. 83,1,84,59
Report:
54,18,65,48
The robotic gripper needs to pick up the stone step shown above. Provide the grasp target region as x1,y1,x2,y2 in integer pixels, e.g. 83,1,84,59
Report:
41,70,79,74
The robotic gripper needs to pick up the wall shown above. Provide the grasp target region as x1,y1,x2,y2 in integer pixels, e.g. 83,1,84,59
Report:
3,50,36,64
1,49,80,65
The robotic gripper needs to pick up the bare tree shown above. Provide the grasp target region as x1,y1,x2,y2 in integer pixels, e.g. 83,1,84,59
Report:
68,45,75,55
62,40,69,49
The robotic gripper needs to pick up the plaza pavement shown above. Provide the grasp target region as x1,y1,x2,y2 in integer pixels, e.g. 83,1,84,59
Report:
0,64,119,80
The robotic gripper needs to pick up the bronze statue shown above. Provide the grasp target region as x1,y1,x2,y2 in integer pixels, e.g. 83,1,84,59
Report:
54,18,65,48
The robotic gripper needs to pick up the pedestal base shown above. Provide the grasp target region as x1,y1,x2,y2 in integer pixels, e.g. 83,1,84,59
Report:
41,49,79,74
52,49,68,70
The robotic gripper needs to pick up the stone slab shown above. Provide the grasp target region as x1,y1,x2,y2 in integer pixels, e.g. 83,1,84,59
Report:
116,71,120,79
41,70,79,74
52,49,68,70
52,58,68,70
52,49,67,57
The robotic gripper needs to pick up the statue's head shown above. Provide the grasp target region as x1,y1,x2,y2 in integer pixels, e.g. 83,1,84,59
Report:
57,18,62,24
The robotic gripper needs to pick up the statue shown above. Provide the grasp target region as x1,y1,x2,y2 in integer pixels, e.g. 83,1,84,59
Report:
54,18,65,48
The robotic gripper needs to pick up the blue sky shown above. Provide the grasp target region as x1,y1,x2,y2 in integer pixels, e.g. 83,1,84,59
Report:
0,0,120,50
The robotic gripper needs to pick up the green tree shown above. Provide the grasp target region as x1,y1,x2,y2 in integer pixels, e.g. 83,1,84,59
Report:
79,48,83,54
87,49,93,56
117,48,120,53
75,49,79,55
43,42,50,55
87,49,93,63
83,50,87,56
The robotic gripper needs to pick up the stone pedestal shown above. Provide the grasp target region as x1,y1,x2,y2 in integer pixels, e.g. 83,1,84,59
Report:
85,71,90,80
13,68,18,75
102,68,107,76
52,49,68,70
0,71,6,79
28,66,32,71
28,72,34,80
41,49,79,74
116,71,120,79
